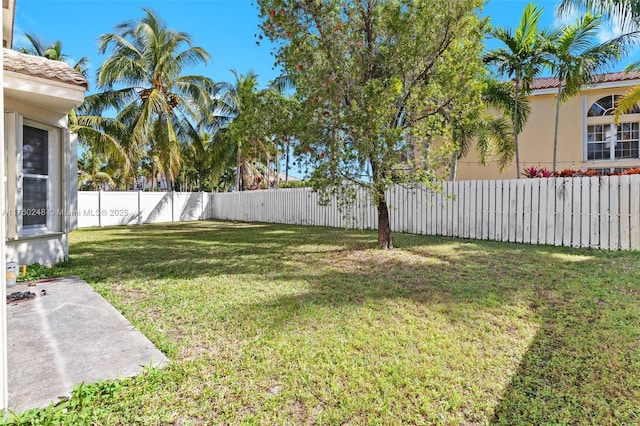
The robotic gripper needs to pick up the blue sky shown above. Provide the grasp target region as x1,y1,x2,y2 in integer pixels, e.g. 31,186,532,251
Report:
13,0,635,94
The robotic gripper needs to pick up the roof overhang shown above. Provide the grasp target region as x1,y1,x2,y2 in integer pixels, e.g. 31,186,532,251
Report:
4,70,86,113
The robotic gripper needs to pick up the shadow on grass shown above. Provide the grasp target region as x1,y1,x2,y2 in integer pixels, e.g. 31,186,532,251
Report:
59,221,377,283
490,278,640,425
57,221,640,424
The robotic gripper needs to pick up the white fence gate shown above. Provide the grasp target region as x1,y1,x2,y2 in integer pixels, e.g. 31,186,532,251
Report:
77,175,640,250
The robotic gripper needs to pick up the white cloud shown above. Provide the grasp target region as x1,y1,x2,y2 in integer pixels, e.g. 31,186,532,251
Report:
550,1,625,44
552,3,579,27
598,22,625,43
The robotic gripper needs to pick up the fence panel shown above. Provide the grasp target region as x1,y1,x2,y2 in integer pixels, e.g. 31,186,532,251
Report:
77,177,640,251
77,191,100,228
631,175,640,250
620,175,630,250
100,191,139,227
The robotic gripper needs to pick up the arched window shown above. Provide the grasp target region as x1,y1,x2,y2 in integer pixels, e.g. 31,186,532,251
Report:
588,95,640,116
586,96,640,161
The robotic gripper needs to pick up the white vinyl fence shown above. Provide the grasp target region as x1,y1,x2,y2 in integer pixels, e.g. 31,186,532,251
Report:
77,191,213,228
78,175,640,250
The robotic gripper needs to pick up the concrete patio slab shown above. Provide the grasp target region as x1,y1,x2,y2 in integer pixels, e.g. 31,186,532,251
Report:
6,276,169,414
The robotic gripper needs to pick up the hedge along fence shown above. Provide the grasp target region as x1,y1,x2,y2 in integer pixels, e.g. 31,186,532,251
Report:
77,174,640,250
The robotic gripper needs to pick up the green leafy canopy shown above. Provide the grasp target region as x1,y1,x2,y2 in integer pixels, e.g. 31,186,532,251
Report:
257,0,487,247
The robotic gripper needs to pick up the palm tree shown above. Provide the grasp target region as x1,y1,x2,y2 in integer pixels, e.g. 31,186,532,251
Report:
140,153,161,191
558,1,640,30
547,13,623,172
16,32,133,175
182,127,235,192
484,3,551,178
449,78,530,180
95,8,216,191
70,100,131,175
215,70,272,191
77,151,115,190
18,32,89,77
557,1,640,121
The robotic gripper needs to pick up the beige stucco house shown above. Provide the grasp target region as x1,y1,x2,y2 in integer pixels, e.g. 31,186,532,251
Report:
3,0,88,265
456,72,640,180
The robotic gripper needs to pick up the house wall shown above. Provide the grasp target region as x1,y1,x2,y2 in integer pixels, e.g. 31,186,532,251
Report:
4,96,75,265
456,85,640,180
6,234,67,266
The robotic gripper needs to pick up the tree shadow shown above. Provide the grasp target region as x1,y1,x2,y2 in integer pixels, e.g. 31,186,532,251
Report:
58,221,377,283
221,233,640,424
57,222,640,423
490,275,640,424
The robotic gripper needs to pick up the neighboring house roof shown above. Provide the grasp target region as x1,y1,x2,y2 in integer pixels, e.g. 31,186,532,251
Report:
3,48,89,89
277,172,301,182
531,71,640,91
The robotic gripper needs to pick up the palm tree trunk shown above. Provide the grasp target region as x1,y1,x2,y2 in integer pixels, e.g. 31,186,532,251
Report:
235,146,242,191
285,139,290,184
151,164,156,191
553,85,563,172
265,151,271,189
449,150,459,181
274,147,280,189
514,77,521,179
165,161,174,192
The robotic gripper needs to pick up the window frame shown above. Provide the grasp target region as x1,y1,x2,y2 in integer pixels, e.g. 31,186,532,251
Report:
586,122,640,161
17,119,59,237
585,95,640,163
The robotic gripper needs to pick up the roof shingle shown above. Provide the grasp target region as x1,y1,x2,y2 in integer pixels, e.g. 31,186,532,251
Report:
531,71,640,90
3,48,89,89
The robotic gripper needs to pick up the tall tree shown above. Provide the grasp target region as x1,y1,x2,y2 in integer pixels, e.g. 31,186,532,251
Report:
484,3,550,178
95,8,216,191
547,13,623,171
215,70,288,191
257,0,486,248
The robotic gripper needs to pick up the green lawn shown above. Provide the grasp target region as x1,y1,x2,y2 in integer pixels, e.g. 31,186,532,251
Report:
11,221,640,425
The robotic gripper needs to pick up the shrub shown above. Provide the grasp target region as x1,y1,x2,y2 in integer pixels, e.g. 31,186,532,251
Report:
522,167,640,178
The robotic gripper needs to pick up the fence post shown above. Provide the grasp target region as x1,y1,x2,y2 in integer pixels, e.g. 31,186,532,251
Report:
201,191,204,220
138,190,142,225
98,190,103,228
171,191,175,223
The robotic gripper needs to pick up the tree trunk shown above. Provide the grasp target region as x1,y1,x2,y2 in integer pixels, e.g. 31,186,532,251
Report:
553,85,563,172
514,77,521,179
274,148,280,189
449,150,459,181
377,198,393,249
151,164,156,192
285,139,290,183
235,146,242,191
165,163,174,192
